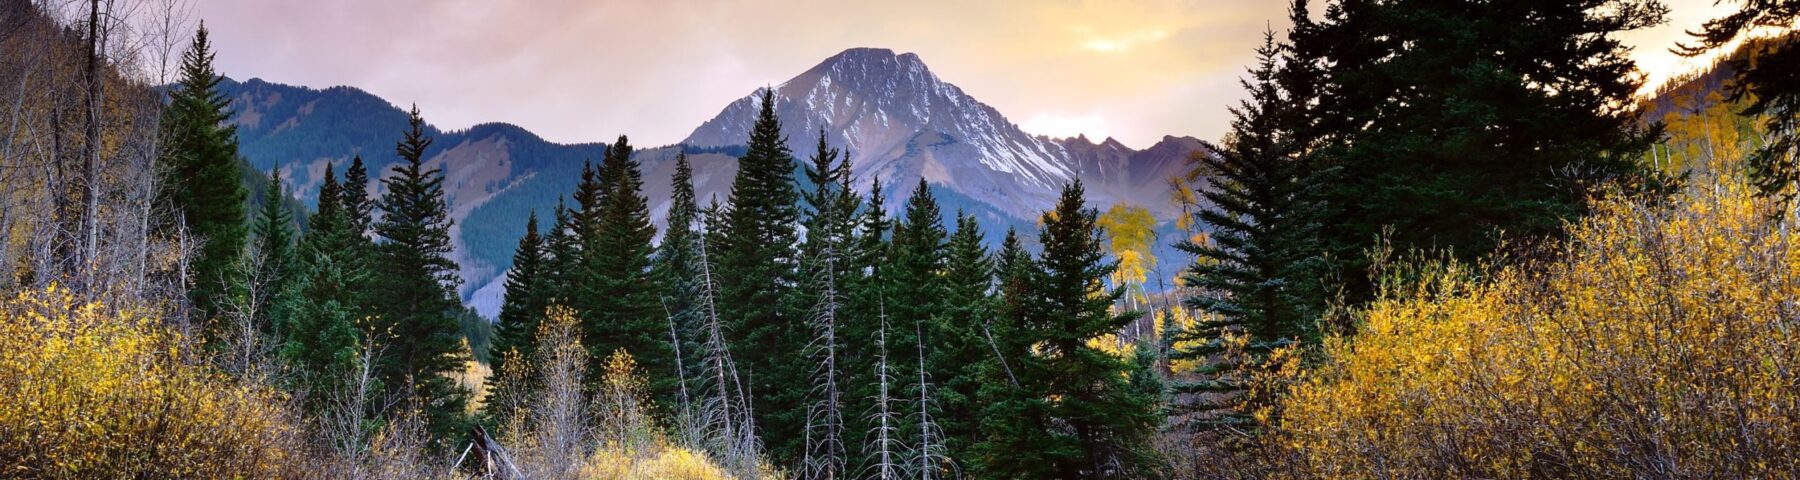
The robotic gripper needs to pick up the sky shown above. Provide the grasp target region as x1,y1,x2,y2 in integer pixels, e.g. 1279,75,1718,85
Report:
194,0,1739,150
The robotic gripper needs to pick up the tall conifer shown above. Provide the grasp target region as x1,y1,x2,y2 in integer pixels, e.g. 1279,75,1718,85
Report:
250,168,300,337
1176,29,1329,429
717,88,802,463
285,163,365,405
975,182,1158,478
371,105,469,445
654,152,707,407
583,136,674,406
158,23,246,329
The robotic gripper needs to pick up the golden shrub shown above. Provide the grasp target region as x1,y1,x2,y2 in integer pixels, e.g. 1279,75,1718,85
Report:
578,444,739,480
0,287,304,479
1277,179,1800,478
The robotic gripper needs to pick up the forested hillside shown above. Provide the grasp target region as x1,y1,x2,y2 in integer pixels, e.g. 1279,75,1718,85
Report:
2,0,1798,479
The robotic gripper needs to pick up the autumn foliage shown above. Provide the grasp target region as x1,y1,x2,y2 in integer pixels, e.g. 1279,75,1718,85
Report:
0,287,305,478
1276,178,1800,477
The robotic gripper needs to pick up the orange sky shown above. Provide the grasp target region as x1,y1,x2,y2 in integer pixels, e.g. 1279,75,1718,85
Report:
196,0,1740,149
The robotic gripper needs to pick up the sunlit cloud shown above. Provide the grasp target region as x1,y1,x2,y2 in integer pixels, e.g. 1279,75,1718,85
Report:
1078,27,1171,53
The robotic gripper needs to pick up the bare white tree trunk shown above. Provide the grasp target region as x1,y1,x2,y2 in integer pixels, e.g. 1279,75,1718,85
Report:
864,300,901,480
804,236,846,479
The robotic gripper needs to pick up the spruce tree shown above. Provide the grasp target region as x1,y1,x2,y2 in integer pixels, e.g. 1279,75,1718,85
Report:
973,227,1053,478
887,179,951,477
844,177,892,474
158,23,246,330
716,87,802,463
582,136,674,406
794,131,858,478
931,211,994,465
250,168,300,338
975,182,1158,478
494,212,547,372
485,211,546,422
1176,29,1329,430
341,155,375,238
654,152,707,411
542,199,578,307
285,163,366,405
371,105,469,445
1304,0,1667,301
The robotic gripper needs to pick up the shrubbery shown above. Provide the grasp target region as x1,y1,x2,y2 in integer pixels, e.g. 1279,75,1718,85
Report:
1276,178,1800,477
0,287,306,478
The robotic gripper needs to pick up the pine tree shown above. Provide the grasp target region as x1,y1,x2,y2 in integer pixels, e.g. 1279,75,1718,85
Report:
887,179,950,478
582,136,674,407
1175,29,1329,430
158,23,246,330
249,168,300,338
542,199,578,306
485,212,546,424
285,163,367,406
844,177,892,474
341,155,375,238
716,87,802,464
975,182,1158,478
795,131,857,478
371,105,469,446
973,227,1053,479
931,211,994,465
1305,0,1667,302
494,212,547,372
654,152,706,415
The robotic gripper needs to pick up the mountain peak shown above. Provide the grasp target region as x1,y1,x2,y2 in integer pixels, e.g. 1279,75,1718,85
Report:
792,47,936,95
814,47,924,69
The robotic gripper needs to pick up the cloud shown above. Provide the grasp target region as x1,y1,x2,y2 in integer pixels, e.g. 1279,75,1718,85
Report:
1079,28,1172,53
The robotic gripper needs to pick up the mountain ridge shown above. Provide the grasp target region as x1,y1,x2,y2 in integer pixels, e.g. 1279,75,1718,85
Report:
218,47,1207,316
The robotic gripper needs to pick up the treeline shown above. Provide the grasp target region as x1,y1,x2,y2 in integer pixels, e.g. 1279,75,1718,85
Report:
489,87,1166,478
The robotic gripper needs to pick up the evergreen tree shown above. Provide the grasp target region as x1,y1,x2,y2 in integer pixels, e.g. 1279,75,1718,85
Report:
794,131,858,478
1175,29,1329,430
486,211,546,422
285,163,367,405
158,23,246,330
716,88,802,463
371,105,469,446
654,152,706,412
844,177,892,474
494,212,547,372
887,179,950,478
571,160,604,242
582,136,675,407
931,211,994,465
1304,0,1668,302
341,155,375,239
975,182,1158,479
542,199,578,307
249,168,300,338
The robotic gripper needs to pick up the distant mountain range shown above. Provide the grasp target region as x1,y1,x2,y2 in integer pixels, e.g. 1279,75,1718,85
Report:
219,48,1206,317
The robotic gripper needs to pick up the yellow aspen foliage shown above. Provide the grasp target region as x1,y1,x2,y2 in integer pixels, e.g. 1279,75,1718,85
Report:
1275,178,1800,478
1098,204,1158,285
0,286,304,478
580,444,785,480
